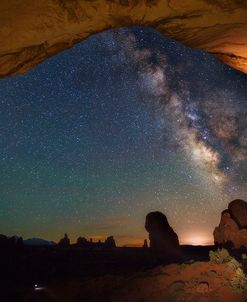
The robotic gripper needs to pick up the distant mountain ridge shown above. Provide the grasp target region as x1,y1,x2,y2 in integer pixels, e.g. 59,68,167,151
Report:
24,238,56,246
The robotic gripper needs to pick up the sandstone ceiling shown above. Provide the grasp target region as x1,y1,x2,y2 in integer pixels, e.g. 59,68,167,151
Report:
0,0,247,78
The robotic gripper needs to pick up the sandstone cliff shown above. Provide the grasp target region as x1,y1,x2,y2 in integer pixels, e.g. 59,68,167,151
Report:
0,0,247,78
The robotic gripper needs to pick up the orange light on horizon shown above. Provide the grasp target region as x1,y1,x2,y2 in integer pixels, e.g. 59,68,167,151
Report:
180,233,213,246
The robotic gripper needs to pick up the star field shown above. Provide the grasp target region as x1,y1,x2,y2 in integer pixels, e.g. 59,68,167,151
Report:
0,27,246,246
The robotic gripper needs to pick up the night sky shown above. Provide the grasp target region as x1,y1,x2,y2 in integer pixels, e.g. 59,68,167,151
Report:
0,27,246,246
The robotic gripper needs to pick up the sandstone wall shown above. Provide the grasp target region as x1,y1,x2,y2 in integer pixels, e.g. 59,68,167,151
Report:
0,0,247,78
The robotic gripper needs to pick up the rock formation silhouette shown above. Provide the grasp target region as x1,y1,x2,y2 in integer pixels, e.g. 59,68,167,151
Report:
75,236,116,249
143,239,148,249
0,234,23,249
214,199,247,249
145,211,181,259
58,233,70,247
76,236,88,247
104,236,116,248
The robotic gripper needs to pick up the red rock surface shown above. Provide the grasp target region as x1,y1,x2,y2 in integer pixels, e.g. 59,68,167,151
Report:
214,200,247,249
39,261,246,302
229,199,247,228
0,0,247,78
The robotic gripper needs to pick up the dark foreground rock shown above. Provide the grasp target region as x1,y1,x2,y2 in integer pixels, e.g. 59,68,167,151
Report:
145,211,181,259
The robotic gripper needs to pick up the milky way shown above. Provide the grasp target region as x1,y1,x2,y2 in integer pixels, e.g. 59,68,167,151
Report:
116,30,246,190
0,27,246,245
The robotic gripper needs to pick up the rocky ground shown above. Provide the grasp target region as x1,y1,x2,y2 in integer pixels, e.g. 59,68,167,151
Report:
21,252,247,302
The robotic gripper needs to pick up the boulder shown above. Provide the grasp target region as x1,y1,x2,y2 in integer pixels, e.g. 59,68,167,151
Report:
213,211,239,245
145,211,180,258
214,199,247,249
228,199,247,228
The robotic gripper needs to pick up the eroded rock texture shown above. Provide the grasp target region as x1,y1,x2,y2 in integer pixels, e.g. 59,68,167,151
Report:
0,0,247,78
214,199,247,249
228,199,247,228
145,211,180,258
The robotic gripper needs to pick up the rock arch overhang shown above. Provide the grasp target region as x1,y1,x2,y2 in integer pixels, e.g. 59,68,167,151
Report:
0,0,247,78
